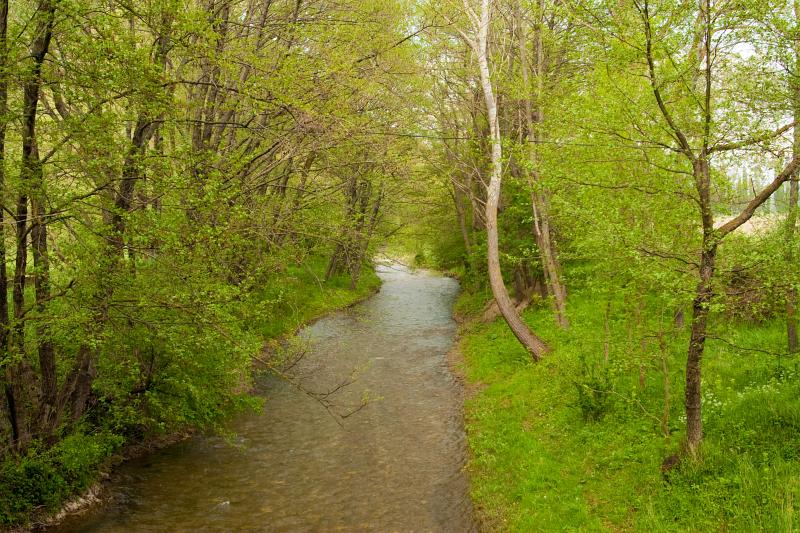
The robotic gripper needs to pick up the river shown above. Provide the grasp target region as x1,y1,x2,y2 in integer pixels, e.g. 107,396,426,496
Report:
53,262,476,532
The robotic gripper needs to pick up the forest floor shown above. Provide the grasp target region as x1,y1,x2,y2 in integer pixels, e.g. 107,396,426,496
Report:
454,289,800,532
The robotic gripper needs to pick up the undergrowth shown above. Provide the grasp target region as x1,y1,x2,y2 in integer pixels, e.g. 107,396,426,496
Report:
459,290,800,531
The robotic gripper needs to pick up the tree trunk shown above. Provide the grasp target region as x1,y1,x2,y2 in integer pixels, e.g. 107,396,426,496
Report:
346,181,371,281
326,174,361,281
679,152,800,454
518,0,569,329
0,0,16,445
20,0,57,435
786,0,800,353
685,155,715,455
31,193,57,432
350,184,383,289
532,191,568,328
472,0,549,360
112,119,158,256
512,262,532,303
10,188,28,446
787,170,799,354
686,242,716,454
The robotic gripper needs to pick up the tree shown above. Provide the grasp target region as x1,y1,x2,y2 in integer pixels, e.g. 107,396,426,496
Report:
458,0,551,360
581,0,800,454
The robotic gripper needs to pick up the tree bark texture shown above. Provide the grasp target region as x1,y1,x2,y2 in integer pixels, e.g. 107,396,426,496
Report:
472,0,550,360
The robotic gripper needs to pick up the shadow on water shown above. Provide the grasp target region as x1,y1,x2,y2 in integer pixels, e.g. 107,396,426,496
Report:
53,263,477,532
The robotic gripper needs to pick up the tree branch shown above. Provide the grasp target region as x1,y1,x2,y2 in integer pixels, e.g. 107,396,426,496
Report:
636,0,694,158
716,155,800,239
710,121,797,153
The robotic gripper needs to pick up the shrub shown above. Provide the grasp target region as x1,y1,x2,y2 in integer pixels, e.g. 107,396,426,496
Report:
573,354,615,421
0,432,123,526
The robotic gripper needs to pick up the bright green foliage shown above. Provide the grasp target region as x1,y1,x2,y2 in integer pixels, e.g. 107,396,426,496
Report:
2,0,800,528
0,0,407,526
410,0,800,528
459,286,800,531
0,431,122,525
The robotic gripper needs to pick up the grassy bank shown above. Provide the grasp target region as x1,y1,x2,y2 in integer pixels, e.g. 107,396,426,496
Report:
249,258,381,339
457,290,800,532
0,259,380,529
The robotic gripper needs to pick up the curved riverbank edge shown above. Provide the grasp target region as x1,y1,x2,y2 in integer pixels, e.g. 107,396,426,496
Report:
5,269,382,533
447,299,493,533
23,431,195,532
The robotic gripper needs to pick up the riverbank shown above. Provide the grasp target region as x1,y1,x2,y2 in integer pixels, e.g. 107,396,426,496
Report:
49,262,473,532
18,431,194,532
0,260,381,531
457,289,800,531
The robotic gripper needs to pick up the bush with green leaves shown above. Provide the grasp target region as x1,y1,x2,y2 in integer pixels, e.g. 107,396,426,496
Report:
0,432,122,525
573,354,615,422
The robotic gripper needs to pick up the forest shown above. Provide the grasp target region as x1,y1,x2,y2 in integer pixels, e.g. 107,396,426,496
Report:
1,0,800,531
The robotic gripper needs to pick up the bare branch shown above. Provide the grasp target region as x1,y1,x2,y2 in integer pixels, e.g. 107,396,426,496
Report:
636,0,694,158
716,155,800,239
710,121,797,153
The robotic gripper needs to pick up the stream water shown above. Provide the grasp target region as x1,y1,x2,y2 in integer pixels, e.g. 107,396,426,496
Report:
53,263,475,532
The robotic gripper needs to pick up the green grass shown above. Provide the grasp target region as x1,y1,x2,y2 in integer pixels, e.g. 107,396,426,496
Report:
459,291,800,532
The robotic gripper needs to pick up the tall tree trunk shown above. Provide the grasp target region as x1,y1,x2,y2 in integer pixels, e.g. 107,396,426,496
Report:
20,0,57,435
518,0,569,329
0,0,17,445
471,0,549,360
685,155,714,455
10,191,28,446
686,242,715,453
787,150,799,353
786,0,800,354
683,3,715,453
